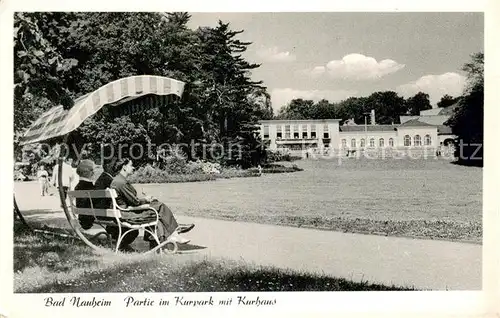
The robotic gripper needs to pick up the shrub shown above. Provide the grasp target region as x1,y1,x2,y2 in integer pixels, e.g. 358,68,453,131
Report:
162,155,188,174
129,163,220,184
262,164,303,174
265,150,302,163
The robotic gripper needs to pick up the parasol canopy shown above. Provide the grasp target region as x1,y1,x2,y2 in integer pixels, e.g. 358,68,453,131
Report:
19,75,185,146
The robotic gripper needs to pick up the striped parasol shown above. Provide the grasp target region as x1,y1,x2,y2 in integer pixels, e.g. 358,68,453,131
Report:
19,75,186,146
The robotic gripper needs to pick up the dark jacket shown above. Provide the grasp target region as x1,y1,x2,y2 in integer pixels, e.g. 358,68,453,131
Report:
110,173,148,208
74,180,95,230
74,180,95,208
93,172,114,209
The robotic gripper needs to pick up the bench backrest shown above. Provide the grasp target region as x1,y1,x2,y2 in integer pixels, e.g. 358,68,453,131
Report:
67,188,121,218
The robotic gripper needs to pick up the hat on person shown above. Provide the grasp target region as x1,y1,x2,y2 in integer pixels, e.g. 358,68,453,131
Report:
76,159,95,178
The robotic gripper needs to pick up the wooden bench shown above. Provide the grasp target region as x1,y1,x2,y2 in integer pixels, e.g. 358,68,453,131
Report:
67,188,164,253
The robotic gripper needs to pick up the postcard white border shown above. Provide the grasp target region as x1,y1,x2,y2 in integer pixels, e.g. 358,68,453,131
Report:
1,0,498,317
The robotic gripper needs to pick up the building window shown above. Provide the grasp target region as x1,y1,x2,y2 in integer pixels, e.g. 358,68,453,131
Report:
404,135,411,146
351,139,356,148
311,124,316,138
293,125,299,139
302,124,308,138
341,139,347,148
424,134,432,146
389,138,394,147
360,138,365,147
323,124,329,138
276,125,282,139
414,135,422,146
379,138,384,147
285,125,291,139
263,125,269,139
369,138,375,148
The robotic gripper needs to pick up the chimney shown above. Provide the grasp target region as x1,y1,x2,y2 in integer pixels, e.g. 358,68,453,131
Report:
370,109,376,125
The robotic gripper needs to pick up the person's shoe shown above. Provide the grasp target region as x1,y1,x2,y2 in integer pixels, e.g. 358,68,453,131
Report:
169,232,190,244
177,223,195,234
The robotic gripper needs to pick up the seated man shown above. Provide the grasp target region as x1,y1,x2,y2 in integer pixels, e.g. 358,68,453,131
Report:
93,159,139,247
110,158,194,249
74,159,138,251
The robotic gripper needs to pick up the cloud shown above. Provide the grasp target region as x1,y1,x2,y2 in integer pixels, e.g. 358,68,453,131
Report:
396,72,466,106
271,88,358,112
303,53,405,80
256,47,296,63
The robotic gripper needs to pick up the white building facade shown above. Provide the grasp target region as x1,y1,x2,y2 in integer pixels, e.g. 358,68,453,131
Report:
259,118,441,156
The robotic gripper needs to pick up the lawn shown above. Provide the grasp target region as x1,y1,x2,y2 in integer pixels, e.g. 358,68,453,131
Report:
13,225,412,292
140,157,482,242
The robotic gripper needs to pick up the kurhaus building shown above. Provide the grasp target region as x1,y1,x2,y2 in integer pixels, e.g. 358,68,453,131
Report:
259,105,457,154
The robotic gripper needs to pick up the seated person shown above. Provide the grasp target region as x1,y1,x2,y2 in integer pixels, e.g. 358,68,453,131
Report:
74,159,138,250
74,159,98,230
94,158,139,247
110,158,194,249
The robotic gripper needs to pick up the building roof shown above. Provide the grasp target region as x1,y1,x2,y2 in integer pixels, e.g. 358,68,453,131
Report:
419,108,443,116
339,125,398,132
398,119,435,127
419,103,459,116
400,115,450,126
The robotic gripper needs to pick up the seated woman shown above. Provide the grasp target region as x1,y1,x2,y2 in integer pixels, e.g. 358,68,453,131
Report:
74,159,138,251
110,158,194,249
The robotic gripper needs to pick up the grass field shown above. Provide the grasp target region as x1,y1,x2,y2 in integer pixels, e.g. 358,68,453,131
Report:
141,157,482,242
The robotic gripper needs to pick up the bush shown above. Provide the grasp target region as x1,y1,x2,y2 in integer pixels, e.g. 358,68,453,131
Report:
265,150,302,163
219,167,259,179
128,165,217,184
161,155,189,174
262,164,303,174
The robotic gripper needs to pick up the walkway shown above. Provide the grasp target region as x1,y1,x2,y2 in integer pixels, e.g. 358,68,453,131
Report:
14,182,481,290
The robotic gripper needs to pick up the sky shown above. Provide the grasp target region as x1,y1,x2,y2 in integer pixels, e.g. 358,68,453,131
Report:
187,12,483,113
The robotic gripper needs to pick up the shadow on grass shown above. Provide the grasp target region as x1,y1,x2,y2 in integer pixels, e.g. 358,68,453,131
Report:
17,252,413,293
450,160,483,168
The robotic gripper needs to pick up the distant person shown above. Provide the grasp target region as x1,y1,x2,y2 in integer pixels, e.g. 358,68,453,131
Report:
37,165,49,196
111,158,194,249
51,158,75,200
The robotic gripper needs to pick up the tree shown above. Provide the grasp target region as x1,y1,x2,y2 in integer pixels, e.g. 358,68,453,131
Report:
14,13,78,134
405,92,432,116
15,13,272,168
446,52,483,166
437,94,460,108
310,99,337,119
364,91,407,124
276,98,315,119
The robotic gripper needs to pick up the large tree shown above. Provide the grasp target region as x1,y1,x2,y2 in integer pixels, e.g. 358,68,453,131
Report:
446,52,483,166
14,13,78,134
15,13,271,168
405,92,432,116
437,94,460,108
276,98,315,120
